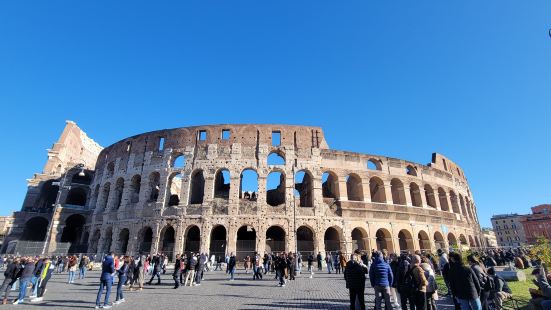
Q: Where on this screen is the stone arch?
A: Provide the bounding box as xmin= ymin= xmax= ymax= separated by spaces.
xmin=406 ymin=165 xmax=417 ymax=176
xmin=351 ymin=227 xmax=368 ymax=251
xmin=266 ymin=226 xmax=286 ymax=253
xmin=189 ymin=169 xmax=205 ymax=204
xmin=60 ymin=214 xmax=86 ymax=252
xmin=160 ymin=225 xmax=176 ymax=258
xmin=391 ymin=178 xmax=406 ymax=205
xmin=297 ymin=225 xmax=315 ymax=258
xmin=434 ymin=231 xmax=446 ymax=250
xmin=113 ymin=177 xmax=125 ymax=209
xmin=468 ymin=235 xmax=475 ymax=247
xmin=148 ymin=172 xmax=160 ymax=202
xmin=21 ymin=217 xmax=49 ymax=241
xmin=450 ymin=190 xmax=460 ymax=214
xmin=267 ymin=151 xmax=285 ymax=165
xmin=209 ymin=225 xmax=227 ymax=260
xmin=89 ymin=229 xmax=101 ymax=254
xmin=70 ymin=171 xmax=92 ymax=185
xmin=37 ymin=179 xmax=59 ymax=210
xmin=102 ymin=227 xmax=113 ymax=254
xmin=448 ymin=232 xmax=457 ymax=247
xmin=118 ymin=228 xmax=130 ymax=255
xmin=171 ymin=153 xmax=186 ymax=168
xmin=367 ymin=158 xmax=382 ymax=171
xmin=295 ymin=170 xmax=313 ymax=208
xmin=99 ymin=182 xmax=111 ymax=210
xmin=375 ymin=228 xmax=392 ymax=251
xmin=214 ymin=168 xmax=230 ymax=199
xmin=129 ymin=174 xmax=141 ymax=203
xmin=236 ymin=225 xmax=256 ymax=260
xmin=438 ymin=188 xmax=450 ymax=212
xmin=184 ymin=225 xmax=201 ymax=253
xmin=370 ymin=176 xmax=386 ymax=203
xmin=398 ymin=229 xmax=414 ymax=252
xmin=106 ymin=162 xmax=115 ymax=177
xmin=459 ymin=194 xmax=467 ymax=216
xmin=417 ymin=230 xmax=431 ymax=251
xmin=138 ymin=226 xmax=153 ymax=254
xmin=346 ymin=174 xmax=364 ymax=201
xmin=409 ymin=182 xmax=422 ymax=207
xmin=424 ymin=184 xmax=437 ymax=208
xmin=266 ymin=170 xmax=285 ymax=206
xmin=239 ymin=168 xmax=258 ymax=200
xmin=322 ymin=171 xmax=339 ymax=199
xmin=166 ymin=172 xmax=183 ymax=207
xmin=65 ymin=187 xmax=87 ymax=206
xmin=459 ymin=234 xmax=468 ymax=246
xmin=324 ymin=226 xmax=344 ymax=253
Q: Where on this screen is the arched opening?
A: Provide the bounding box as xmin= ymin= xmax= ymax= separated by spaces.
xmin=295 ymin=170 xmax=313 ymax=208
xmin=438 ymin=188 xmax=450 ymax=212
xmin=89 ymin=229 xmax=100 ymax=254
xmin=214 ymin=169 xmax=230 ymax=199
xmin=375 ymin=228 xmax=392 ymax=251
xmin=166 ymin=173 xmax=182 ymax=207
xmin=459 ymin=234 xmax=468 ymax=246
xmin=267 ymin=152 xmax=285 ymax=165
xmin=369 ymin=177 xmax=386 ymax=203
xmin=106 ymin=162 xmax=115 ymax=177
xmin=266 ymin=171 xmax=285 ymax=206
xmin=100 ymin=182 xmax=111 ymax=210
xmin=324 ymin=227 xmax=342 ymax=253
xmin=409 ymin=182 xmax=422 ymax=207
xmin=189 ymin=170 xmax=205 ymax=204
xmin=71 ymin=172 xmax=92 ymax=185
xmin=367 ymin=158 xmax=382 ymax=171
xmin=351 ymin=228 xmax=367 ymax=251
xmin=172 ymin=154 xmax=186 ymax=168
xmin=424 ymin=184 xmax=436 ymax=208
xmin=459 ymin=195 xmax=467 ymax=217
xmin=322 ymin=171 xmax=339 ymax=199
xmin=450 ymin=191 xmax=460 ymax=213
xmin=118 ymin=228 xmax=130 ymax=255
xmin=346 ymin=174 xmax=363 ymax=201
xmin=21 ymin=217 xmax=48 ymax=241
xmin=297 ymin=226 xmax=315 ymax=259
xmin=148 ymin=172 xmax=160 ymax=202
xmin=129 ymin=175 xmax=141 ymax=204
xmin=113 ymin=178 xmax=124 ymax=209
xmin=398 ymin=229 xmax=414 ymax=253
xmin=418 ymin=230 xmax=431 ymax=252
xmin=391 ymin=178 xmax=406 ymax=205
xmin=236 ymin=225 xmax=256 ymax=260
xmin=209 ymin=226 xmax=227 ymax=260
xmin=475 ymin=236 xmax=481 ymax=248
xmin=266 ymin=226 xmax=286 ymax=253
xmin=160 ymin=226 xmax=176 ymax=259
xmin=65 ymin=187 xmax=87 ymax=206
xmin=60 ymin=214 xmax=86 ymax=253
xmin=102 ymin=227 xmax=113 ymax=254
xmin=434 ymin=232 xmax=446 ymax=250
xmin=184 ymin=225 xmax=200 ymax=253
xmin=239 ymin=169 xmax=258 ymax=200
xmin=406 ymin=165 xmax=417 ymax=176
xmin=448 ymin=233 xmax=457 ymax=247
xmin=139 ymin=227 xmax=153 ymax=254
xmin=468 ymin=235 xmax=475 ymax=247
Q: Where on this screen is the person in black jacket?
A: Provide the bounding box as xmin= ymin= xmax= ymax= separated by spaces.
xmin=1 ymin=258 xmax=20 ymax=304
xmin=172 ymin=254 xmax=182 ymax=289
xmin=228 ymin=253 xmax=236 ymax=281
xmin=448 ymin=252 xmax=482 ymax=310
xmin=344 ymin=254 xmax=368 ymax=310
xmin=147 ymin=254 xmax=161 ymax=285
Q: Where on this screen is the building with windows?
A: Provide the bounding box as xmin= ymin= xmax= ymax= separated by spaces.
xmin=520 ymin=205 xmax=551 ymax=244
xmin=4 ymin=123 xmax=483 ymax=258
xmin=481 ymin=228 xmax=498 ymax=247
xmin=491 ymin=214 xmax=527 ymax=247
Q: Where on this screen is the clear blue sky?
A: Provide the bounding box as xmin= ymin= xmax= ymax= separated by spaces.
xmin=1 ymin=1 xmax=550 ymax=227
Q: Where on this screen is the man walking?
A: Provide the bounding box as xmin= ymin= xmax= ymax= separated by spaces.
xmin=228 ymin=253 xmax=236 ymax=281
xmin=147 ymin=254 xmax=161 ymax=285
xmin=369 ymin=251 xmax=393 ymax=310
xmin=344 ymin=254 xmax=368 ymax=310
xmin=95 ymin=252 xmax=115 ymax=309
xmin=316 ymin=252 xmax=323 ymax=271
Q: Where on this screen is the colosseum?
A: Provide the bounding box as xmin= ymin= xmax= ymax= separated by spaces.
xmin=3 ymin=122 xmax=483 ymax=260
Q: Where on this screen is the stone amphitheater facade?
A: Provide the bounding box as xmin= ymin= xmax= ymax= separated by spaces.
xmin=85 ymin=124 xmax=482 ymax=260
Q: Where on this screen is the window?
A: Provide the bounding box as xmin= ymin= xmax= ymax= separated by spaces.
xmin=272 ymin=131 xmax=281 ymax=146
xmin=158 ymin=137 xmax=165 ymax=151
xmin=222 ymin=129 xmax=230 ymax=140
xmin=199 ymin=130 xmax=207 ymax=141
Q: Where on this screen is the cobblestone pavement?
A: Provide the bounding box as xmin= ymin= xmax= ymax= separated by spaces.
xmin=7 ymin=269 xmax=455 ymax=309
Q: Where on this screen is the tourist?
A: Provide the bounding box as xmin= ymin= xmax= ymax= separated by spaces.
xmin=487 ymin=267 xmax=512 ymax=309
xmin=195 ymin=253 xmax=206 ymax=285
xmin=287 ymin=252 xmax=296 ymax=281
xmin=468 ymin=254 xmax=492 ymax=310
xmin=1 ymin=258 xmax=20 ymax=304
xmin=388 ymin=253 xmax=400 ymax=308
xmin=275 ymin=252 xmax=287 ymax=287
xmin=253 ymin=252 xmax=263 ymax=280
xmin=30 ymin=256 xmax=45 ymax=298
xmin=95 ymin=252 xmax=115 ymax=309
xmin=13 ymin=257 xmax=35 ymax=305
xmin=307 ymin=253 xmax=314 ymax=277
xmin=184 ymin=253 xmax=197 ymax=286
xmin=529 ymin=264 xmax=551 ymax=310
xmin=172 ymin=254 xmax=182 ymax=289
xmin=326 ymin=252 xmax=333 ymax=274
xmin=316 ymin=252 xmax=323 ymax=271
xmin=30 ymin=257 xmax=54 ymax=303
xmin=448 ymin=252 xmax=481 ymax=310
xmin=147 ymin=254 xmax=161 ymax=285
xmin=114 ymin=256 xmax=129 ymax=305
xmin=339 ymin=252 xmax=348 ymax=273
xmin=344 ymin=253 xmax=368 ymax=310
xmin=369 ymin=251 xmax=393 ymax=310
xmin=79 ymin=255 xmax=89 ymax=279
xmin=67 ymin=255 xmax=78 ymax=283
xmin=420 ymin=259 xmax=438 ymax=310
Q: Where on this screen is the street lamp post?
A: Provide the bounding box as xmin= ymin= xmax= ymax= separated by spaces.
xmin=41 ymin=163 xmax=85 ymax=255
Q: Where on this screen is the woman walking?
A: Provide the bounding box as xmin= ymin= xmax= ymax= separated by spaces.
xmin=114 ymin=257 xmax=129 ymax=305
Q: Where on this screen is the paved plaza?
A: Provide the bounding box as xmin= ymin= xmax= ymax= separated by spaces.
xmin=8 ymin=269 xmax=455 ymax=309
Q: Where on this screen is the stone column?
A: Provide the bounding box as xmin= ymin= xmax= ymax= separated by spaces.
xmin=200 ymin=222 xmax=211 ymax=254
xmin=384 ymin=184 xmax=394 ymax=205
xmin=362 ymin=181 xmax=371 ymax=203
xmin=433 ymin=190 xmax=442 ymax=211
xmin=229 ymin=175 xmax=240 ymax=215
xmin=174 ymin=220 xmax=185 ymax=256
xmin=150 ymin=222 xmax=161 ymax=254
xmin=257 ymin=175 xmax=267 ymax=210
xmin=226 ymin=221 xmax=237 ymax=256
xmin=338 ymin=180 xmax=348 ymax=201
xmin=419 ymin=187 xmax=428 ymax=208
xmin=404 ymin=185 xmax=412 ymax=207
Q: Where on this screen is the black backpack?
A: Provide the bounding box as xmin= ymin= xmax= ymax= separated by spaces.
xmin=400 ymin=267 xmax=418 ymax=296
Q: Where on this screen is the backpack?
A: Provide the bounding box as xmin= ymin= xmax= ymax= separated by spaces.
xmin=483 ymin=273 xmax=495 ymax=291
xmin=400 ymin=268 xmax=418 ymax=296
xmin=425 ymin=270 xmax=438 ymax=293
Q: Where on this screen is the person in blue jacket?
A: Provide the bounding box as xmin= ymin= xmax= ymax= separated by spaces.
xmin=369 ymin=251 xmax=394 ymax=310
xmin=95 ymin=252 xmax=115 ymax=309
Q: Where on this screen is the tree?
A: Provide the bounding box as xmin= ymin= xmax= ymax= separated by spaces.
xmin=530 ymin=237 xmax=551 ymax=267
